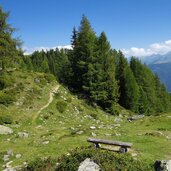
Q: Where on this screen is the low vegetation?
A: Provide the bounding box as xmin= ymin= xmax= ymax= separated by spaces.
xmin=0 ymin=4 xmax=171 ymax=171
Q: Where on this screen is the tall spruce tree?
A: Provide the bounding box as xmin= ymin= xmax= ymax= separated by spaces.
xmin=72 ymin=15 xmax=97 ymax=92
xmin=116 ymin=52 xmax=139 ymax=112
xmin=130 ymin=57 xmax=158 ymax=114
xmin=0 ymin=6 xmax=22 ymax=69
xmin=90 ymin=32 xmax=119 ymax=111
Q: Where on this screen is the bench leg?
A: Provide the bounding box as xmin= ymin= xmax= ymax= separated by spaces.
xmin=94 ymin=143 xmax=100 ymax=148
xmin=119 ymin=147 xmax=127 ymax=153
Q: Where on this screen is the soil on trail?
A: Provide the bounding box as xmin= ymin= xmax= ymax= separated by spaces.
xmin=32 ymin=85 xmax=59 ymax=122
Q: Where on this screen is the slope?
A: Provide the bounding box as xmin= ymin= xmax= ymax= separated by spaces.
xmin=0 ymin=70 xmax=171 ymax=170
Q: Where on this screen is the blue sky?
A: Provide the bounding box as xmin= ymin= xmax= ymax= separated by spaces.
xmin=1 ymin=0 xmax=171 ymax=56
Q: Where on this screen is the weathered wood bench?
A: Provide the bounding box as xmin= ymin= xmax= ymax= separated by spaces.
xmin=87 ymin=138 xmax=132 ymax=153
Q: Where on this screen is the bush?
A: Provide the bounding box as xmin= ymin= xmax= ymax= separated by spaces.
xmin=0 ymin=92 xmax=16 ymax=106
xmin=44 ymin=74 xmax=55 ymax=83
xmin=90 ymin=113 xmax=98 ymax=119
xmin=56 ymin=147 xmax=153 ymax=171
xmin=0 ymin=74 xmax=13 ymax=90
xmin=56 ymin=101 xmax=67 ymax=113
xmin=0 ymin=115 xmax=13 ymax=124
xmin=23 ymin=157 xmax=56 ymax=171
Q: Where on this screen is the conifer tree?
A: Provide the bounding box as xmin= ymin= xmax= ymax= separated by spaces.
xmin=0 ymin=6 xmax=22 ymax=69
xmin=90 ymin=32 xmax=119 ymax=110
xmin=72 ymin=15 xmax=97 ymax=92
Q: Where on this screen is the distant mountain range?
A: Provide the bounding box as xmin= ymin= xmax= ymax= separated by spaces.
xmin=138 ymin=52 xmax=171 ymax=92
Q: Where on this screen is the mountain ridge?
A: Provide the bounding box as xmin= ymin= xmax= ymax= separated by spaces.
xmin=136 ymin=51 xmax=171 ymax=92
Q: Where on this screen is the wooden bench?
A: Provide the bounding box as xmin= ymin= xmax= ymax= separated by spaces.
xmin=87 ymin=138 xmax=132 ymax=153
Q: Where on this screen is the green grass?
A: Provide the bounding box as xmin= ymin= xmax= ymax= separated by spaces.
xmin=0 ymin=70 xmax=171 ymax=170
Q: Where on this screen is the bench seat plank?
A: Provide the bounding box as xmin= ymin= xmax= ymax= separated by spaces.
xmin=87 ymin=138 xmax=132 ymax=148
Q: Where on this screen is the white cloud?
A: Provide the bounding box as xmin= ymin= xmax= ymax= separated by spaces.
xmin=23 ymin=45 xmax=72 ymax=55
xmin=122 ymin=39 xmax=171 ymax=57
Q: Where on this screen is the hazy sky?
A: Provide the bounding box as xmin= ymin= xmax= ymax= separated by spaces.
xmin=1 ymin=0 xmax=171 ymax=56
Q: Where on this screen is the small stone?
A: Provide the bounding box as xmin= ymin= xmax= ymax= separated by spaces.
xmin=131 ymin=153 xmax=138 ymax=157
xmin=42 ymin=140 xmax=49 ymax=145
xmin=113 ymin=124 xmax=121 ymax=127
xmin=91 ymin=132 xmax=96 ymax=137
xmin=35 ymin=125 xmax=43 ymax=129
xmin=34 ymin=77 xmax=40 ymax=83
xmin=7 ymin=149 xmax=13 ymax=156
xmin=23 ymin=162 xmax=27 ymax=167
xmin=18 ymin=132 xmax=29 ymax=138
xmin=90 ymin=126 xmax=96 ymax=130
xmin=3 ymin=168 xmax=16 ymax=171
xmin=76 ymin=131 xmax=84 ymax=135
xmin=114 ymin=118 xmax=122 ymax=122
xmin=115 ymin=133 xmax=121 ymax=136
xmin=16 ymin=154 xmax=21 ymax=159
xmin=3 ymin=155 xmax=10 ymax=162
xmin=5 ymin=161 xmax=13 ymax=168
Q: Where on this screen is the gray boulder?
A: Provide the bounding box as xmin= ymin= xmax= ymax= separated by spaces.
xmin=0 ymin=125 xmax=13 ymax=135
xmin=154 ymin=160 xmax=171 ymax=171
xmin=127 ymin=115 xmax=144 ymax=121
xmin=18 ymin=132 xmax=29 ymax=138
xmin=78 ymin=158 xmax=101 ymax=171
xmin=3 ymin=155 xmax=10 ymax=162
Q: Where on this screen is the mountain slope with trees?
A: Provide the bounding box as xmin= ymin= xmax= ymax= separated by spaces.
xmin=23 ymin=16 xmax=171 ymax=115
xmin=0 ymin=5 xmax=171 ymax=170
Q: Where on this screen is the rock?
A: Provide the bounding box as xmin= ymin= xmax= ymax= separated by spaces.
xmin=5 ymin=161 xmax=13 ymax=168
xmin=90 ymin=126 xmax=96 ymax=130
xmin=7 ymin=149 xmax=13 ymax=156
xmin=16 ymin=154 xmax=21 ymax=159
xmin=34 ymin=77 xmax=40 ymax=83
xmin=3 ymin=167 xmax=17 ymax=171
xmin=105 ymin=133 xmax=112 ymax=136
xmin=18 ymin=132 xmax=29 ymax=138
xmin=114 ymin=118 xmax=122 ymax=122
xmin=145 ymin=131 xmax=164 ymax=137
xmin=3 ymin=155 xmax=10 ymax=162
xmin=127 ymin=115 xmax=144 ymax=121
xmin=22 ymin=162 xmax=27 ymax=167
xmin=35 ymin=125 xmax=43 ymax=129
xmin=166 ymin=136 xmax=171 ymax=140
xmin=115 ymin=132 xmax=121 ymax=136
xmin=154 ymin=160 xmax=171 ymax=171
xmin=0 ymin=125 xmax=13 ymax=135
xmin=113 ymin=124 xmax=121 ymax=127
xmin=3 ymin=168 xmax=16 ymax=171
xmin=42 ymin=140 xmax=49 ymax=145
xmin=91 ymin=132 xmax=96 ymax=137
xmin=131 ymin=153 xmax=138 ymax=157
xmin=78 ymin=158 xmax=101 ymax=171
xmin=76 ymin=131 xmax=84 ymax=135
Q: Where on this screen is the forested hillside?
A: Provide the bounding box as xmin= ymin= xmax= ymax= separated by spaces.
xmin=22 ymin=16 xmax=171 ymax=115
xmin=1 ymin=5 xmax=171 ymax=170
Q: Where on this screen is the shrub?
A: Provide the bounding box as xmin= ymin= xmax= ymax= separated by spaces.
xmin=0 ymin=92 xmax=16 ymax=106
xmin=44 ymin=73 xmax=55 ymax=83
xmin=56 ymin=101 xmax=67 ymax=113
xmin=0 ymin=74 xmax=13 ymax=90
xmin=23 ymin=157 xmax=56 ymax=171
xmin=0 ymin=115 xmax=13 ymax=124
xmin=66 ymin=97 xmax=72 ymax=103
xmin=56 ymin=147 xmax=153 ymax=171
xmin=90 ymin=113 xmax=98 ymax=119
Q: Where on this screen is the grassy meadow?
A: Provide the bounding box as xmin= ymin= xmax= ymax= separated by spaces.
xmin=0 ymin=70 xmax=171 ymax=170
